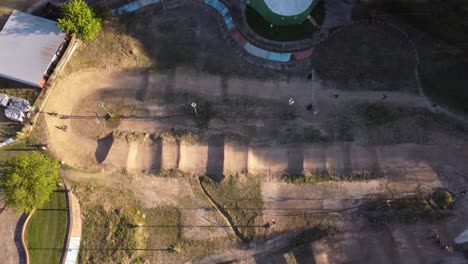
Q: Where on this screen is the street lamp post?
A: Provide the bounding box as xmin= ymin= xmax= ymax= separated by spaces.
xmin=99 ymin=101 xmax=112 ymax=118
xmin=191 ymin=102 xmax=198 ymax=118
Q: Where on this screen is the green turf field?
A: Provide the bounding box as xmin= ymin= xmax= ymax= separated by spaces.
xmin=247 ymin=0 xmax=318 ymax=25
xmin=25 ymin=189 xmax=67 ymax=264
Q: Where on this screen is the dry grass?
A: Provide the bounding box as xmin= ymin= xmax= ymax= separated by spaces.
xmin=71 ymin=176 xmax=231 ymax=263
xmin=64 ymin=20 xmax=152 ymax=74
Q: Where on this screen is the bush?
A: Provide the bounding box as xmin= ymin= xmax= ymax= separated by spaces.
xmin=58 ymin=0 xmax=102 ymax=41
xmin=432 ymin=190 xmax=453 ymax=209
xmin=0 ymin=152 xmax=60 ymax=213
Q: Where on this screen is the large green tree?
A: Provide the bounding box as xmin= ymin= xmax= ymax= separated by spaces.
xmin=0 ymin=152 xmax=60 ymax=213
xmin=57 ymin=0 xmax=102 ymax=41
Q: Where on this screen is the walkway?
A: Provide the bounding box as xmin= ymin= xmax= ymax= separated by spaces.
xmin=61 ymin=181 xmax=82 ymax=264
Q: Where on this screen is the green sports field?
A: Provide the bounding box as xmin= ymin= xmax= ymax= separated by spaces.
xmin=247 ymin=0 xmax=318 ymax=25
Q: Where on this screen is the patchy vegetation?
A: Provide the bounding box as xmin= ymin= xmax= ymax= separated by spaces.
xmin=200 ymin=175 xmax=263 ymax=242
xmin=152 ymin=169 xmax=190 ymax=178
xmin=79 ymin=205 xmax=143 ymax=263
xmin=64 ymin=21 xmax=152 ymax=73
xmin=73 ymin=179 xmax=230 ymax=263
xmin=283 ymin=169 xmax=381 ymax=184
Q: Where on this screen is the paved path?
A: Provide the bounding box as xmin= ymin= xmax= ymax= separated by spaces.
xmin=0 ymin=199 xmax=26 ymax=264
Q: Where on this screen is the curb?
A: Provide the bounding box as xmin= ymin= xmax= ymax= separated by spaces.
xmin=20 ymin=210 xmax=35 ymax=264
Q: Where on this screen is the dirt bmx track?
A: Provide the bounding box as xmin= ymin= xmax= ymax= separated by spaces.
xmin=42 ymin=70 xmax=467 ymax=183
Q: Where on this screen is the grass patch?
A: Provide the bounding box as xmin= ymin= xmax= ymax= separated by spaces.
xmin=78 ymin=205 xmax=144 ymax=263
xmin=152 ymin=168 xmax=190 ymax=178
xmin=200 ymin=175 xmax=263 ymax=242
xmin=144 ymin=206 xmax=182 ymax=249
xmin=0 ymin=88 xmax=40 ymax=105
xmin=245 ymin=2 xmax=325 ymax=41
xmin=283 ymin=169 xmax=381 ymax=184
xmin=25 ymin=189 xmax=67 ymax=264
xmin=0 ymin=136 xmax=43 ymax=162
xmin=74 ymin=180 xmax=230 ymax=262
xmin=143 ymin=206 xmax=229 ymax=259
xmin=181 ymin=100 xmax=212 ymax=128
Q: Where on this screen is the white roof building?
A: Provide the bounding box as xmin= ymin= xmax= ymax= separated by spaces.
xmin=0 ymin=10 xmax=66 ymax=88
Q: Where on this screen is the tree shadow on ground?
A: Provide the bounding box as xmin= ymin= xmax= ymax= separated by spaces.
xmin=205 ymin=134 xmax=224 ymax=182
xmin=116 ymin=3 xmax=295 ymax=79
xmin=95 ymin=134 xmax=114 ymax=163
xmin=14 ymin=213 xmax=27 ymax=264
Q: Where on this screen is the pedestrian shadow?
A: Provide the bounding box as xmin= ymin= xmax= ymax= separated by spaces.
xmin=95 ymin=134 xmax=114 ymax=164
xmin=205 ymin=134 xmax=225 ymax=182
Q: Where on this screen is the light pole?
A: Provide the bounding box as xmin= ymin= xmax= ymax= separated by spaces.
xmin=288 ymin=98 xmax=295 ymax=106
xmin=191 ymin=102 xmax=198 ymax=118
xmin=99 ymin=101 xmax=112 ymax=118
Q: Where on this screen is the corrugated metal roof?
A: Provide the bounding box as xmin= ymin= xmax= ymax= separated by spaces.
xmin=0 ymin=10 xmax=65 ymax=87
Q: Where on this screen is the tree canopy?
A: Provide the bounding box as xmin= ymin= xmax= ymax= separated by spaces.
xmin=57 ymin=0 xmax=102 ymax=41
xmin=0 ymin=152 xmax=60 ymax=213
